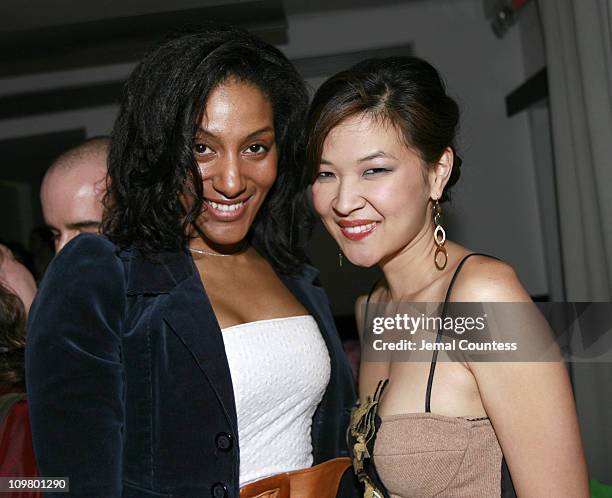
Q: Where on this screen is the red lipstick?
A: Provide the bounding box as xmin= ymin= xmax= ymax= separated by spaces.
xmin=337 ymin=219 xmax=378 ymax=241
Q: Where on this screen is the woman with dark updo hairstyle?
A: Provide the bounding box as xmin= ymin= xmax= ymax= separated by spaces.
xmin=26 ymin=24 xmax=358 ymax=498
xmin=307 ymin=57 xmax=588 ymax=497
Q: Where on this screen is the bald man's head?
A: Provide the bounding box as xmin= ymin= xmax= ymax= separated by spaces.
xmin=41 ymin=137 xmax=109 ymax=253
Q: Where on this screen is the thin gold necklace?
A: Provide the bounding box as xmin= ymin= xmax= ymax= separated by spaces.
xmin=188 ymin=247 xmax=232 ymax=257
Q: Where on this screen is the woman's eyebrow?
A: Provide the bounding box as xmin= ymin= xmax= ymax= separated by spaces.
xmin=244 ymin=126 xmax=274 ymax=141
xmin=358 ymin=150 xmax=397 ymax=162
xmin=196 ymin=126 xmax=274 ymax=141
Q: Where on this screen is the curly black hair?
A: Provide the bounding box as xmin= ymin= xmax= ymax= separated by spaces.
xmin=102 ymin=24 xmax=311 ymax=274
xmin=306 ymin=56 xmax=461 ymax=203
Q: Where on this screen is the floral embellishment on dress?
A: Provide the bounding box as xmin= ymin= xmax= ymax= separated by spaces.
xmin=347 ymin=379 xmax=389 ymax=498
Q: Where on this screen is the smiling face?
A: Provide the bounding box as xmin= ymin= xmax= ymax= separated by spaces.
xmin=189 ymin=79 xmax=277 ymax=251
xmin=312 ymin=113 xmax=434 ymax=268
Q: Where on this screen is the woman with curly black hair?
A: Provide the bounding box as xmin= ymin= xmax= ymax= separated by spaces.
xmin=26 ymin=25 xmax=357 ymax=498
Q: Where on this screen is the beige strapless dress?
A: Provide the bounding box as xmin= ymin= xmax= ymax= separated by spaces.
xmin=349 ymin=253 xmax=517 ymax=498
xmin=373 ymin=412 xmax=504 ymax=498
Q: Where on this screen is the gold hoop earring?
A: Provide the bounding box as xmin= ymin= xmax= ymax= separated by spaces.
xmin=433 ymin=199 xmax=447 ymax=270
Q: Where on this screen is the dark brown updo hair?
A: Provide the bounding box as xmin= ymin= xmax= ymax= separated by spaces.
xmin=306 ymin=56 xmax=461 ymax=202
xmin=0 ymin=281 xmax=26 ymax=389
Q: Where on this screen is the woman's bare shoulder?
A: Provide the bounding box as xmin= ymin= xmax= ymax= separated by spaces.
xmin=449 ymin=254 xmax=531 ymax=302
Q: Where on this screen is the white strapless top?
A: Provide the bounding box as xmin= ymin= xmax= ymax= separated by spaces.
xmin=221 ymin=315 xmax=331 ymax=486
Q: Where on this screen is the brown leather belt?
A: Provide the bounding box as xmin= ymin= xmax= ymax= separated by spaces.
xmin=239 ymin=457 xmax=352 ymax=498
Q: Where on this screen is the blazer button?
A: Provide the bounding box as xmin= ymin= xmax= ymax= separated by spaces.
xmin=211 ymin=482 xmax=228 ymax=498
xmin=215 ymin=432 xmax=233 ymax=452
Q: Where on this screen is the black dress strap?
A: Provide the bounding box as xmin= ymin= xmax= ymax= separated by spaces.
xmin=425 ymin=253 xmax=500 ymax=412
xmin=363 ymin=278 xmax=382 ymax=334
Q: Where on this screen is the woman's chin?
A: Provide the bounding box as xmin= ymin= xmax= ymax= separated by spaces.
xmin=344 ymin=250 xmax=381 ymax=268
xmin=197 ymin=225 xmax=251 ymax=249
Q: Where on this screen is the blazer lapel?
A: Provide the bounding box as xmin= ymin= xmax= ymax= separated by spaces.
xmin=158 ymin=260 xmax=238 ymax=434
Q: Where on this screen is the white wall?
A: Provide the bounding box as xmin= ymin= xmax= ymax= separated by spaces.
xmin=0 ymin=106 xmax=119 ymax=141
xmin=0 ymin=63 xmax=131 ymax=139
xmin=517 ymin=1 xmax=564 ymax=301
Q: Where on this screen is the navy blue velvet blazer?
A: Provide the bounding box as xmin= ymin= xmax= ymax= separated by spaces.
xmin=26 ymin=234 xmax=358 ymax=498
